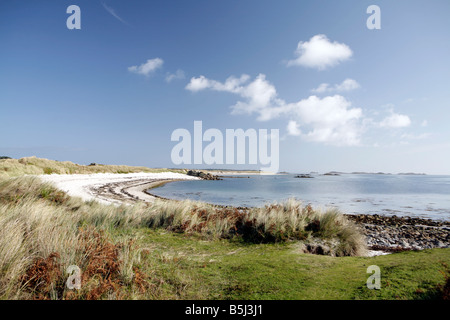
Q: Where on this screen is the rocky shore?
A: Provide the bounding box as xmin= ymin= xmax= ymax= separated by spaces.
xmin=347 ymin=214 xmax=450 ymax=252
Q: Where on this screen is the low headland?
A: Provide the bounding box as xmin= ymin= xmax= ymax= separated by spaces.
xmin=0 ymin=156 xmax=449 ymax=300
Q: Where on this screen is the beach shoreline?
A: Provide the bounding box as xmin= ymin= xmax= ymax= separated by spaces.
xmin=38 ymin=172 xmax=450 ymax=254
xmin=38 ymin=172 xmax=200 ymax=205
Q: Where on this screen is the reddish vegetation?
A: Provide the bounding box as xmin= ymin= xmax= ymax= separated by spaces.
xmin=20 ymin=253 xmax=63 ymax=300
xmin=78 ymin=228 xmax=123 ymax=300
xmin=21 ymin=228 xmax=151 ymax=300
xmin=133 ymin=266 xmax=154 ymax=294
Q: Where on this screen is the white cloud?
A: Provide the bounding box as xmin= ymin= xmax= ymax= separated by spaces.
xmin=165 ymin=69 xmax=185 ymax=83
xmin=186 ymin=74 xmax=250 ymax=92
xmin=312 ymin=78 xmax=360 ymax=93
xmin=185 ymin=75 xmax=211 ymax=91
xmin=285 ymin=95 xmax=363 ymax=145
xmin=421 ymin=120 xmax=428 ymax=127
xmin=128 ymin=58 xmax=163 ymax=76
xmin=187 ymin=74 xmax=283 ymax=121
xmin=287 ymin=120 xmax=301 ymax=136
xmin=186 ymin=73 xmax=363 ymax=146
xmin=380 ymin=112 xmax=411 ymax=128
xmin=229 ymin=74 xmax=284 ymax=120
xmin=311 ymin=83 xmax=330 ymax=93
xmin=287 ymin=34 xmax=353 ymax=70
xmin=335 ymin=78 xmax=360 ymax=92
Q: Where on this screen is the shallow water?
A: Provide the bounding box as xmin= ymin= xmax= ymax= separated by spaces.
xmin=149 ymin=174 xmax=450 ymax=221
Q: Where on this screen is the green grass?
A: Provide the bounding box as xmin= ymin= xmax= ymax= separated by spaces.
xmin=110 ymin=228 xmax=450 ymax=300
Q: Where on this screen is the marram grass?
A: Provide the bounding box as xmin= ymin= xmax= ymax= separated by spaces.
xmin=0 ymin=156 xmax=185 ymax=178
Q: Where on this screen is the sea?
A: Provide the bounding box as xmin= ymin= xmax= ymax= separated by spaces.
xmin=149 ymin=173 xmax=450 ymax=221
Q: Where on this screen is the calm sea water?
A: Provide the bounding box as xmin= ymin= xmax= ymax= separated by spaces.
xmin=149 ymin=174 xmax=450 ymax=221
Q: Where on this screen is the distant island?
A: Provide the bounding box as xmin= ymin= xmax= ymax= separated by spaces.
xmin=291 ymin=171 xmax=429 ymax=178
xmin=328 ymin=171 xmax=428 ymax=176
xmin=397 ymin=172 xmax=427 ymax=175
xmin=323 ymin=172 xmax=341 ymax=176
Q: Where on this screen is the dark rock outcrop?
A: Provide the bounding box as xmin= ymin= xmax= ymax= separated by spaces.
xmin=187 ymin=170 xmax=222 ymax=180
xmin=294 ymin=174 xmax=314 ymax=178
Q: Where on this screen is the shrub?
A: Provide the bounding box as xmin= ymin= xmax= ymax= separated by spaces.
xmin=43 ymin=167 xmax=55 ymax=175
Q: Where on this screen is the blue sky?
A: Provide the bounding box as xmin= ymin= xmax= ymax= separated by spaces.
xmin=1 ymin=0 xmax=450 ymax=174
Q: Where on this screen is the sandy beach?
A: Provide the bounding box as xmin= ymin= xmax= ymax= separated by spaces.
xmin=39 ymin=172 xmax=200 ymax=205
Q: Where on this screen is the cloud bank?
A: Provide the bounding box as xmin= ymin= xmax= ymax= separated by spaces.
xmin=187 ymin=73 xmax=363 ymax=146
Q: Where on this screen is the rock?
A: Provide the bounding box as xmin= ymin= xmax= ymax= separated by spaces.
xmin=434 ymin=240 xmax=445 ymax=247
xmin=186 ymin=170 xmax=222 ymax=180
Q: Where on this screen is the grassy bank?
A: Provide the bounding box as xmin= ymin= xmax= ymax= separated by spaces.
xmin=0 ymin=156 xmax=185 ymax=178
xmin=111 ymin=229 xmax=450 ymax=300
xmin=0 ymin=158 xmax=449 ymax=300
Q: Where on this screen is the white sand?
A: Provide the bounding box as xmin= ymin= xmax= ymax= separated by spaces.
xmin=39 ymin=172 xmax=199 ymax=205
